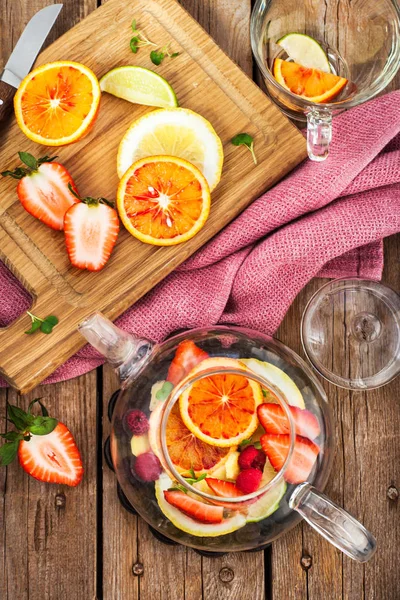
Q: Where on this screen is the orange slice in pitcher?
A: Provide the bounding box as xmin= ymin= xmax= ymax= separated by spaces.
xmin=180 ymin=358 xmax=263 ymax=447
xmin=14 ymin=61 xmax=101 ymax=146
xmin=117 ymin=155 xmax=211 ymax=246
xmin=273 ymin=58 xmax=347 ymax=103
xmin=165 ymin=404 xmax=235 ymax=476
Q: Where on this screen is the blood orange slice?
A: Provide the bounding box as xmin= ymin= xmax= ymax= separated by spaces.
xmin=179 ymin=358 xmax=263 ymax=447
xmin=117 ymin=155 xmax=211 ymax=246
xmin=14 ymin=61 xmax=101 ymax=146
xmin=273 ymin=58 xmax=348 ymax=103
xmin=166 ymin=404 xmax=235 ymax=476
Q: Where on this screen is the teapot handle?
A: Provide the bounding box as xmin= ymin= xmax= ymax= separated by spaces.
xmin=289 ymin=483 xmax=376 ymax=562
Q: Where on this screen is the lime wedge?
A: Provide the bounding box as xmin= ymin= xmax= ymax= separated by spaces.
xmin=277 ymin=33 xmax=331 ymax=73
xmin=246 ymin=478 xmax=287 ymax=523
xmin=100 ymin=66 xmax=178 ymax=108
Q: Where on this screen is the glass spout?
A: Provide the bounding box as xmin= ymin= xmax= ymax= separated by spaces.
xmin=78 ymin=312 xmax=153 ymax=382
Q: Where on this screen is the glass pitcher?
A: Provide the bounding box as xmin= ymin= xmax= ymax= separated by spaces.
xmin=251 ymin=0 xmax=400 ymax=160
xmin=79 ymin=313 xmax=376 ymax=559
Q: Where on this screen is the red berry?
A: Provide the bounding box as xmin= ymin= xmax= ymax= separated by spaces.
xmin=236 ymin=468 xmax=263 ymax=494
xmin=133 ymin=452 xmax=162 ymax=482
xmin=124 ymin=409 xmax=149 ymax=435
xmin=238 ymin=445 xmax=266 ymax=471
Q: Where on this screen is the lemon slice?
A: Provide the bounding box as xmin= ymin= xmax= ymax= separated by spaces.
xmin=240 ymin=358 xmax=305 ymax=409
xmin=100 ymin=66 xmax=178 ymax=108
xmin=155 ymin=474 xmax=246 ymax=537
xmin=277 ymin=33 xmax=331 ymax=73
xmin=117 ymin=108 xmax=224 ymax=190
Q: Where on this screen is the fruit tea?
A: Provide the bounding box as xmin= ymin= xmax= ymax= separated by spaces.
xmin=115 ymin=337 xmax=327 ymax=541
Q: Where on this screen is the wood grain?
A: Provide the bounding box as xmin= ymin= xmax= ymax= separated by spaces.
xmin=0 ymin=0 xmax=306 ymax=394
xmin=0 ymin=0 xmax=399 ymax=599
xmin=0 ymin=373 xmax=98 ymax=599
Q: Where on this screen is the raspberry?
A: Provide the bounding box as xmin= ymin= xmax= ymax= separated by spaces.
xmin=123 ymin=409 xmax=149 ymax=435
xmin=133 ymin=452 xmax=162 ymax=482
xmin=238 ymin=445 xmax=266 ymax=471
xmin=236 ymin=468 xmax=263 ymax=494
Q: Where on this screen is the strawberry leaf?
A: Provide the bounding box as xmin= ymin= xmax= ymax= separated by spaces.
xmin=0 ymin=440 xmax=19 ymax=466
xmin=0 ymin=431 xmax=23 ymax=441
xmin=28 ymin=417 xmax=58 ymax=436
xmin=28 ymin=398 xmax=49 ymax=417
xmin=7 ymin=404 xmax=29 ymax=431
xmin=18 ymin=151 xmax=38 ymax=171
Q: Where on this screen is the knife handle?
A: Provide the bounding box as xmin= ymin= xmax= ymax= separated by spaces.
xmin=0 ymin=80 xmax=16 ymax=123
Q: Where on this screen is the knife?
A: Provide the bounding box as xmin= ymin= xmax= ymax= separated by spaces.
xmin=0 ymin=4 xmax=63 ymax=123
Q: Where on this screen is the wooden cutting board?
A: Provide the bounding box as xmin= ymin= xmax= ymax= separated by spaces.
xmin=0 ymin=0 xmax=306 ymax=393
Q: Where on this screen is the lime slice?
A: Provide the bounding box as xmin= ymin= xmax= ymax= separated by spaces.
xmin=277 ymin=33 xmax=331 ymax=73
xmin=155 ymin=474 xmax=246 ymax=536
xmin=246 ymin=478 xmax=286 ymax=523
xmin=240 ymin=358 xmax=305 ymax=408
xmin=100 ymin=66 xmax=178 ymax=108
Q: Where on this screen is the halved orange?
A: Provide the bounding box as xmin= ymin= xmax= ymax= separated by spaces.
xmin=14 ymin=61 xmax=101 ymax=146
xmin=273 ymin=58 xmax=348 ymax=103
xmin=117 ymin=155 xmax=211 ymax=246
xmin=166 ymin=404 xmax=236 ymax=476
xmin=179 ymin=357 xmax=263 ymax=448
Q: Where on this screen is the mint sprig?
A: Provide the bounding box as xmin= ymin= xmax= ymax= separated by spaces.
xmin=130 ymin=18 xmax=179 ymax=65
xmin=0 ymin=399 xmax=58 ymax=466
xmin=25 ymin=311 xmax=59 ymax=335
xmin=231 ymin=133 xmax=258 ymax=165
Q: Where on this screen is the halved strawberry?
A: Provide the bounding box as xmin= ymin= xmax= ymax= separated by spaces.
xmin=2 ymin=152 xmax=79 ymax=230
xmin=18 ymin=422 xmax=83 ymax=486
xmin=205 ymin=478 xmax=258 ymax=509
xmin=260 ymin=434 xmax=319 ymax=485
xmin=64 ymin=194 xmax=119 ymax=271
xmin=258 ymin=403 xmax=321 ymax=440
xmin=164 ymin=490 xmax=223 ymax=523
xmin=206 ymin=478 xmax=242 ymax=498
xmin=166 ymin=340 xmax=209 ymax=385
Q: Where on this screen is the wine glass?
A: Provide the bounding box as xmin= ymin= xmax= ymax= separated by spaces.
xmin=301 ymin=278 xmax=400 ymax=390
xmin=250 ymin=0 xmax=400 ymax=161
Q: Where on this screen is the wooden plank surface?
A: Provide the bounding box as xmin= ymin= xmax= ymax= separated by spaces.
xmin=1 ymin=1 xmax=399 ymax=599
xmin=0 ymin=0 xmax=306 ymax=394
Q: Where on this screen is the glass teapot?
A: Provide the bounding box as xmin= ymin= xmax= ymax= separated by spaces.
xmin=79 ymin=313 xmax=376 ymax=560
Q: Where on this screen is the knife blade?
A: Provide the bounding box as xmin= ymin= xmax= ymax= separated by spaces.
xmin=0 ymin=4 xmax=63 ymax=122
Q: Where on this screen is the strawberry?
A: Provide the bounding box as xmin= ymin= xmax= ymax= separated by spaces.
xmin=260 ymin=434 xmax=319 ymax=485
xmin=238 ymin=445 xmax=266 ymax=471
xmin=236 ymin=468 xmax=263 ymax=494
xmin=258 ymin=403 xmax=321 ymax=440
xmin=64 ymin=190 xmax=119 ymax=271
xmin=1 ymin=151 xmax=79 ymax=230
xmin=166 ymin=340 xmax=209 ymax=385
xmin=164 ymin=490 xmax=224 ymax=523
xmin=206 ymin=478 xmax=242 ymax=498
xmin=0 ymin=398 xmax=83 ymax=487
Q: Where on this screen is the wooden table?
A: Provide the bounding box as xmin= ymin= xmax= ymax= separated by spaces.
xmin=0 ymin=1 xmax=399 ymax=598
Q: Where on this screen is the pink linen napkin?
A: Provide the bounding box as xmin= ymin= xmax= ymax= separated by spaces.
xmin=1 ymin=90 xmax=400 ymax=386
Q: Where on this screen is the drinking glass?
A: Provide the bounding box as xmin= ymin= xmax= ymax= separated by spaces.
xmin=251 ymin=0 xmax=400 ymax=161
xmin=301 ymin=278 xmax=400 ymax=389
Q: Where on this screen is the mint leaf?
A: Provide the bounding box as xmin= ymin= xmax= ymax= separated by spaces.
xmin=18 ymin=151 xmax=38 ymax=171
xmin=0 ymin=440 xmax=19 ymax=466
xmin=25 ymin=319 xmax=42 ymax=334
xmin=150 ymin=50 xmax=165 ymax=65
xmin=131 ymin=18 xmax=137 ymax=32
xmin=231 ymin=133 xmax=257 ymax=165
xmin=155 ymin=381 xmax=173 ymax=401
xmin=239 ymin=438 xmax=253 ymax=449
xmin=28 ymin=417 xmax=58 ymax=436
